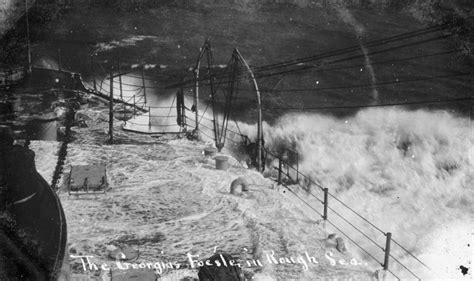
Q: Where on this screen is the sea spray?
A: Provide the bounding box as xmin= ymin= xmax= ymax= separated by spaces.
xmin=232 ymin=108 xmax=472 ymax=279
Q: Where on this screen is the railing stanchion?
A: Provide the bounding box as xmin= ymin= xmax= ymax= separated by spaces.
xmin=383 ymin=232 xmax=392 ymax=271
xmin=142 ymin=64 xmax=147 ymax=105
xmin=108 ymin=70 xmax=114 ymax=143
xmin=58 ymin=49 xmax=62 ymax=72
xmin=194 ymin=66 xmax=200 ymax=132
xmin=323 ymin=188 xmax=328 ymax=220
xmin=118 ymin=58 xmax=123 ymax=100
xmin=25 ymin=0 xmax=32 ymax=73
xmin=133 ymin=95 xmax=136 ymax=116
xmin=278 ymin=158 xmax=282 ymax=185
xmin=148 ymin=106 xmax=151 ymax=130
xmin=91 ymin=55 xmax=96 ymax=91
xmin=296 ymin=152 xmax=299 ymax=183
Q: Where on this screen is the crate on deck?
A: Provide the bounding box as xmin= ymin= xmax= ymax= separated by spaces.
xmin=67 ymin=164 xmax=108 ymax=195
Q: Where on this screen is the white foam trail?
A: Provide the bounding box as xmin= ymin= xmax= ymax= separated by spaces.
xmin=334 ymin=3 xmax=379 ymax=102
xmin=359 ymin=42 xmax=379 ymax=101
xmin=34 ymin=57 xmax=59 ymax=70
xmin=94 ymin=35 xmax=161 ymax=53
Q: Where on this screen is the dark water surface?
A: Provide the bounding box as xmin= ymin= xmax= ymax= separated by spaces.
xmin=0 ymin=89 xmax=75 ymax=141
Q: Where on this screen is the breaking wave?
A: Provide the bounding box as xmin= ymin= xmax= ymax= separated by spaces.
xmin=236 ymin=108 xmax=473 ymax=279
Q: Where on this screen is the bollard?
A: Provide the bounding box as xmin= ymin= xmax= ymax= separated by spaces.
xmin=215 ymin=156 xmax=229 ymax=171
xmin=383 ymin=232 xmax=392 ymax=271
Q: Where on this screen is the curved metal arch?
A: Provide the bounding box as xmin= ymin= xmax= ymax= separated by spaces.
xmin=193 ymin=39 xmax=219 ymax=145
xmin=232 ymin=48 xmax=264 ymax=172
xmin=193 ymin=41 xmax=264 ymax=172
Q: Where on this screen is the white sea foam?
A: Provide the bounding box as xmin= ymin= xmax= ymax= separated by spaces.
xmin=234 ymin=108 xmax=473 ymax=279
